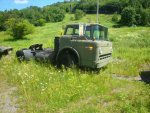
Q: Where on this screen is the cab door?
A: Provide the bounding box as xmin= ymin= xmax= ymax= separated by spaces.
xmin=70 ymin=25 xmax=94 ymax=67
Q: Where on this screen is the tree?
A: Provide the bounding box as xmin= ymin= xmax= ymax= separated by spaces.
xmin=120 ymin=7 xmax=136 ymax=26
xmin=74 ymin=9 xmax=85 ymax=20
xmin=21 ymin=6 xmax=43 ymax=25
xmin=140 ymin=8 xmax=150 ymax=26
xmin=135 ymin=14 xmax=141 ymax=25
xmin=128 ymin=0 xmax=141 ymax=8
xmin=34 ymin=19 xmax=46 ymax=26
xmin=6 ymin=18 xmax=34 ymax=39
xmin=101 ymin=1 xmax=127 ymax=14
xmin=0 ymin=12 xmax=6 ymax=31
xmin=44 ymin=7 xmax=65 ymax=22
xmin=140 ymin=0 xmax=150 ymax=9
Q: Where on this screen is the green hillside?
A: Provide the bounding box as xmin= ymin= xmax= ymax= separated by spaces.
xmin=0 ymin=14 xmax=150 ymax=113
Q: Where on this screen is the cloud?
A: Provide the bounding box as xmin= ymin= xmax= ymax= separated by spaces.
xmin=14 ymin=0 xmax=29 ymax=4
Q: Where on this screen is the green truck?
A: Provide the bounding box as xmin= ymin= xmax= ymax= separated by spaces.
xmin=16 ymin=23 xmax=112 ymax=69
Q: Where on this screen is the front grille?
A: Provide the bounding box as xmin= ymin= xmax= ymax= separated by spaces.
xmin=99 ymin=53 xmax=112 ymax=60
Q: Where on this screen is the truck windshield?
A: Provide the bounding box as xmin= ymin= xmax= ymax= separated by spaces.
xmin=84 ymin=25 xmax=107 ymax=40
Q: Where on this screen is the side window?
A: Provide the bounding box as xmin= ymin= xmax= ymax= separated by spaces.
xmin=84 ymin=26 xmax=91 ymax=39
xmin=93 ymin=31 xmax=100 ymax=40
xmin=99 ymin=28 xmax=105 ymax=40
xmin=65 ymin=25 xmax=79 ymax=35
xmin=65 ymin=27 xmax=73 ymax=35
xmin=93 ymin=26 xmax=106 ymax=40
xmin=74 ymin=28 xmax=79 ymax=35
xmin=85 ymin=31 xmax=90 ymax=39
xmin=99 ymin=30 xmax=105 ymax=40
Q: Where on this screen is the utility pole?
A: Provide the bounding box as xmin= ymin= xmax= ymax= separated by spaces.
xmin=97 ymin=0 xmax=99 ymax=23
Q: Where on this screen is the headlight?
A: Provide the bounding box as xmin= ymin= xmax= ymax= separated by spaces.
xmin=85 ymin=46 xmax=93 ymax=50
xmin=99 ymin=48 xmax=102 ymax=54
xmin=110 ymin=46 xmax=113 ymax=52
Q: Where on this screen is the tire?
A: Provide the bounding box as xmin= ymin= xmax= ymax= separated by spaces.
xmin=57 ymin=52 xmax=76 ymax=68
xmin=16 ymin=50 xmax=25 ymax=61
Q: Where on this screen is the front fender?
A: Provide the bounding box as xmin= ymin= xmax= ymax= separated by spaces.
xmin=56 ymin=47 xmax=80 ymax=65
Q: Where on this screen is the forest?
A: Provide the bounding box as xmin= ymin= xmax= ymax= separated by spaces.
xmin=0 ymin=0 xmax=150 ymax=31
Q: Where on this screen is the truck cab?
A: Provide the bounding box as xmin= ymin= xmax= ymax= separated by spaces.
xmin=16 ymin=23 xmax=112 ymax=69
xmin=56 ymin=23 xmax=112 ymax=68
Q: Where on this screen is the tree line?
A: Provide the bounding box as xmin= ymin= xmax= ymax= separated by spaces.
xmin=0 ymin=5 xmax=66 ymax=38
xmin=75 ymin=0 xmax=150 ymax=26
xmin=0 ymin=0 xmax=149 ymax=31
xmin=0 ymin=0 xmax=149 ymax=39
xmin=0 ymin=6 xmax=66 ymax=31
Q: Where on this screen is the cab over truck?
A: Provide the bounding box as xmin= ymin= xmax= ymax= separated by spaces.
xmin=16 ymin=23 xmax=112 ymax=69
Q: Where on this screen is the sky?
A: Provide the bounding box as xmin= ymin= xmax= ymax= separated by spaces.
xmin=0 ymin=0 xmax=64 ymax=11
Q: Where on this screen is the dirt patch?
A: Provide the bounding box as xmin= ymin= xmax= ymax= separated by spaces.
xmin=111 ymin=74 xmax=141 ymax=81
xmin=0 ymin=80 xmax=18 ymax=113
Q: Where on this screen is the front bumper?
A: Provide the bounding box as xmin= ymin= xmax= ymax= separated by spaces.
xmin=93 ymin=56 xmax=112 ymax=69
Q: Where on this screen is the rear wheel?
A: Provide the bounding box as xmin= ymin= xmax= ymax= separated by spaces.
xmin=16 ymin=50 xmax=25 ymax=61
xmin=57 ymin=52 xmax=76 ymax=68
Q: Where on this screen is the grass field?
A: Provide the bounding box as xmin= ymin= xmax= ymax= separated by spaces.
xmin=0 ymin=14 xmax=150 ymax=113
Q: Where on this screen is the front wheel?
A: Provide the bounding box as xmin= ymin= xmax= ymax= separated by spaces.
xmin=57 ymin=52 xmax=76 ymax=68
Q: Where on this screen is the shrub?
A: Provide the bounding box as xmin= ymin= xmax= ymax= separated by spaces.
xmin=120 ymin=7 xmax=136 ymax=26
xmin=135 ymin=14 xmax=141 ymax=25
xmin=35 ymin=19 xmax=46 ymax=26
xmin=74 ymin=9 xmax=85 ymax=20
xmin=6 ymin=18 xmax=34 ymax=39
xmin=112 ymin=13 xmax=119 ymax=22
xmin=70 ymin=16 xmax=74 ymax=21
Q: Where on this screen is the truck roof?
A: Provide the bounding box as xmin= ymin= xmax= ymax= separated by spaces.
xmin=66 ymin=23 xmax=108 ymax=29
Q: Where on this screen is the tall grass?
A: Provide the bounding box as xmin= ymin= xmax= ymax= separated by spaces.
xmin=109 ymin=27 xmax=150 ymax=76
xmin=0 ymin=57 xmax=149 ymax=112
